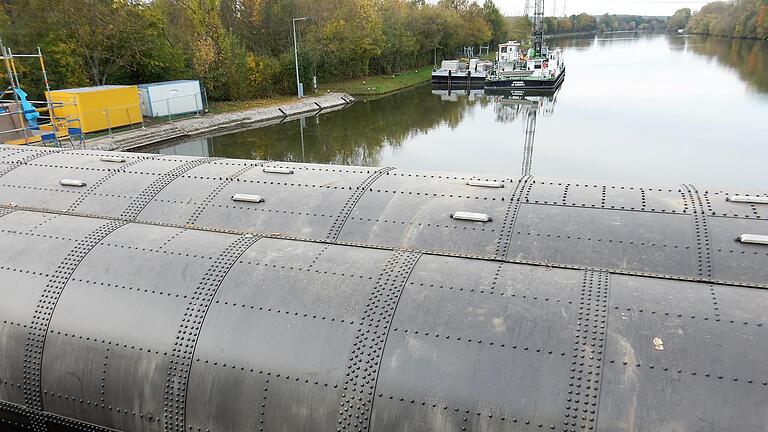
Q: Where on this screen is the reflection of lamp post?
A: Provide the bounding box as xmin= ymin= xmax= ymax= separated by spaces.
xmin=299 ymin=117 xmax=306 ymax=162
xmin=293 ymin=17 xmax=314 ymax=98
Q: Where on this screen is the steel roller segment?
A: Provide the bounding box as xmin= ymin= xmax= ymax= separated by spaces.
xmin=0 ymin=209 xmax=767 ymax=432
xmin=1 ymin=145 xmax=767 ymax=287
xmin=1 ymin=146 xmax=768 ymax=287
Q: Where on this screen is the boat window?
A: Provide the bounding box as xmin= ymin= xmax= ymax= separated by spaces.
xmin=500 ymin=47 xmax=506 ymax=53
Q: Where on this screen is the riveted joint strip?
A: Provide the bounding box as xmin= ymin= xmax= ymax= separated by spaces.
xmin=163 ymin=234 xmax=261 ymax=432
xmin=187 ymin=163 xmax=263 ymax=225
xmin=326 ymin=167 xmax=395 ymax=242
xmin=562 ymin=270 xmax=609 ymax=432
xmin=21 ymin=219 xmax=126 ymax=431
xmin=0 ymin=207 xmax=16 ymax=218
xmin=337 ymin=250 xmax=421 ymax=432
xmin=0 ymin=149 xmax=62 ymax=179
xmin=68 ymin=156 xmax=158 ymax=213
xmin=120 ymin=157 xmax=220 ymax=220
xmin=494 ymin=175 xmax=533 ymax=260
xmin=682 ymin=184 xmax=713 ymax=278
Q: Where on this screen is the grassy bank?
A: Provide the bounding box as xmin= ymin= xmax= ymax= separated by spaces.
xmin=204 ymin=67 xmax=431 ymax=114
xmin=207 ymin=95 xmax=299 ymax=114
xmin=317 ymin=67 xmax=432 ymax=96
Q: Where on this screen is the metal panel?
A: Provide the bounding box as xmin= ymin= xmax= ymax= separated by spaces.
xmin=372 ymin=331 xmax=571 ymax=431
xmin=40 ymin=334 xmax=167 ymax=432
xmin=336 ymin=187 xmax=504 ymax=257
xmin=257 ymin=162 xmax=380 ymax=188
xmin=598 ymin=276 xmax=768 ymax=431
xmin=191 ymin=180 xmax=346 ymax=237
xmin=371 ymin=168 xmax=513 ymax=197
xmin=709 ymin=216 xmax=768 ymax=285
xmin=0 ymin=146 xmax=59 ymax=165
xmin=393 ymin=260 xmax=578 ymax=360
xmin=0 ymin=271 xmax=48 ymax=405
xmin=0 ymin=213 xmax=94 ymax=275
xmin=215 ymin=239 xmax=386 ymax=323
xmin=0 ymin=164 xmax=111 ymax=211
xmin=73 ymin=172 xmax=160 ymax=217
xmin=29 ymin=150 xmax=152 ymax=170
xmin=338 ymin=250 xmax=420 ymax=432
xmin=525 ymin=179 xmax=687 ymax=214
xmin=134 ymin=160 xmax=261 ymax=224
xmin=185 ymin=363 xmax=268 ymax=432
xmin=163 ymin=235 xmax=259 ymax=432
xmin=409 ymin=254 xmax=584 ymax=302
xmin=188 ymin=302 xmax=355 ymax=431
xmin=22 ymin=219 xmax=125 ymax=432
xmin=508 ymin=204 xmax=697 ymax=276
xmin=122 ymin=155 xmax=201 ymax=175
xmin=705 ymin=188 xmax=768 ymax=219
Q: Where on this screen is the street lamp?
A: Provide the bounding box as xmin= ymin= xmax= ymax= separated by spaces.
xmin=293 ymin=16 xmax=314 ymax=98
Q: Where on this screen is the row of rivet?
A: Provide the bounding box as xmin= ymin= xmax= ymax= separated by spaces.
xmin=21 ymin=220 xmax=126 ymax=432
xmin=4 ymin=202 xmax=767 ymax=290
xmin=0 ymin=149 xmax=61 ymax=180
xmin=66 ymin=156 xmax=157 ymax=213
xmin=326 ymin=166 xmax=394 ymax=242
xmin=163 ymin=234 xmax=260 ymax=432
xmin=337 ymin=250 xmax=421 ymax=431
xmin=120 ymin=157 xmax=220 ymax=220
xmin=494 ymin=175 xmax=533 ymax=260
xmin=186 ymin=164 xmax=263 ymax=225
xmin=683 ymin=184 xmax=713 ymax=278
xmin=562 ymin=270 xmax=609 ymax=432
xmin=0 ymin=398 xmax=118 ymax=432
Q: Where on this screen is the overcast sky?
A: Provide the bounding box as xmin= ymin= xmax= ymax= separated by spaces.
xmin=481 ymin=0 xmax=710 ymax=16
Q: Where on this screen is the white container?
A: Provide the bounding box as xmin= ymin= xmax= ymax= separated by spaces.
xmin=138 ymin=80 xmax=203 ymax=118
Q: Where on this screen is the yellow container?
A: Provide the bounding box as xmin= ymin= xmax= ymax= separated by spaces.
xmin=47 ymin=85 xmax=141 ymax=133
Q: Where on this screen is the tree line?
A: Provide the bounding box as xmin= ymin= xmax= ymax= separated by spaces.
xmin=541 ymin=14 xmax=667 ymax=35
xmin=0 ymin=0 xmax=510 ymax=101
xmin=668 ymin=0 xmax=768 ymax=39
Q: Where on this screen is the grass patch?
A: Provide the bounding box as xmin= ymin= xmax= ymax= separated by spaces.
xmin=317 ymin=67 xmax=432 ymax=96
xmin=207 ymin=95 xmax=299 ymax=114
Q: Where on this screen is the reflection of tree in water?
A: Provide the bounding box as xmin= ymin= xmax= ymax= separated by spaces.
xmin=674 ymin=35 xmax=768 ymax=94
xmin=203 ymin=85 xmax=478 ymax=166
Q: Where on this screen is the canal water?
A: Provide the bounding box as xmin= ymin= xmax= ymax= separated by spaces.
xmin=143 ymin=33 xmax=768 ymax=189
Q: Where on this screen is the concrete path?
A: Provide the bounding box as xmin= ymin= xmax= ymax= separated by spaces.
xmin=82 ymin=93 xmax=354 ymax=151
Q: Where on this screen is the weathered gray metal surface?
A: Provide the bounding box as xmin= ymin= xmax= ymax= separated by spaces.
xmin=2 ymin=145 xmax=767 ymax=289
xmin=1 ymin=208 xmax=767 ymax=432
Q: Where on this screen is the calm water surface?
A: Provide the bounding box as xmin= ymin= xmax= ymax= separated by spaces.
xmin=145 ymin=33 xmax=768 ymax=189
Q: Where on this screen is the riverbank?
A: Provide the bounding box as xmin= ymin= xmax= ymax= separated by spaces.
xmin=80 ymin=93 xmax=353 ymax=152
xmin=317 ymin=67 xmax=432 ymax=96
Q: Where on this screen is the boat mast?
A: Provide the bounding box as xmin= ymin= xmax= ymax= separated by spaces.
xmin=533 ymin=0 xmax=544 ymax=57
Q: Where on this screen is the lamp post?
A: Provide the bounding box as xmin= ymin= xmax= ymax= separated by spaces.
xmin=433 ymin=46 xmax=443 ymax=69
xmin=293 ymin=17 xmax=313 ymax=98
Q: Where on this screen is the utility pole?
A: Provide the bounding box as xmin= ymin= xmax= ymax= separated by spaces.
xmin=524 ymin=0 xmax=530 ymax=17
xmin=292 ymin=17 xmax=312 ymax=98
xmin=533 ymin=0 xmax=544 ymax=57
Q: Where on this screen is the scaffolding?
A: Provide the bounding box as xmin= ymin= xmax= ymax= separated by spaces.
xmin=0 ymin=37 xmax=82 ymax=147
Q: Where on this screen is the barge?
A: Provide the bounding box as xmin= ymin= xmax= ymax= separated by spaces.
xmin=485 ymin=40 xmax=566 ymax=90
xmin=431 ymin=58 xmax=493 ymax=87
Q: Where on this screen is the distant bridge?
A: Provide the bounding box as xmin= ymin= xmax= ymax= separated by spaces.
xmin=0 ymin=145 xmax=766 ymax=431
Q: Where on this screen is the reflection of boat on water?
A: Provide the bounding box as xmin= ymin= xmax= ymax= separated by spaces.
xmin=431 ymin=59 xmax=493 ymax=87
xmin=430 ymin=86 xmax=485 ymax=102
xmin=431 ymin=86 xmax=559 ymax=176
xmin=491 ymin=88 xmax=559 ymax=175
